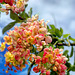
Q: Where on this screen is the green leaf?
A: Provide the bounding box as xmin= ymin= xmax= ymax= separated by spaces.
xmin=50 ymin=25 xmax=55 ymax=31
xmin=1 ymin=1 xmax=5 ymax=4
xmin=2 ymin=21 xmax=17 ymax=34
xmin=19 ymin=11 xmax=25 ymax=19
xmin=60 ymin=27 xmax=63 ymax=35
xmin=63 ymin=50 xmax=69 ymax=56
xmin=25 ymin=13 xmax=29 ymax=19
xmin=47 ymin=25 xmax=49 ymax=29
xmin=65 ymin=62 xmax=71 ymax=69
xmin=23 ymin=59 xmax=25 ymax=65
xmin=63 ymin=34 xmax=70 ymax=38
xmin=70 ymin=46 xmax=74 ymax=57
xmin=19 ymin=11 xmax=29 ymax=20
xmin=67 ymin=54 xmax=70 ymax=61
xmin=25 ymin=4 xmax=28 ymax=8
xmin=71 ymin=65 xmax=75 ymax=71
xmin=67 ymin=72 xmax=70 ymax=75
xmin=74 ymin=50 xmax=75 ymax=65
xmin=56 ymin=45 xmax=64 ymax=49
xmin=69 ymin=36 xmax=75 ymax=41
xmin=55 ymin=28 xmax=62 ymax=37
xmin=38 ymin=51 xmax=44 ymax=57
xmin=50 ymin=70 xmax=58 ymax=75
xmin=10 ymin=10 xmax=20 ymax=21
xmin=28 ymin=8 xmax=32 ymax=17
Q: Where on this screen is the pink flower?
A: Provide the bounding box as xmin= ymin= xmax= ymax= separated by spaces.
xmin=39 ymin=28 xmax=47 ymax=35
xmin=60 ymin=64 xmax=67 ymax=71
xmin=43 ymin=51 xmax=47 ymax=56
xmin=45 ymin=36 xmax=52 ymax=43
xmin=55 ymin=57 xmax=63 ymax=63
xmin=46 ymin=71 xmax=50 ymax=75
xmin=44 ymin=48 xmax=49 ymax=52
xmin=41 ymin=69 xmax=46 ymax=73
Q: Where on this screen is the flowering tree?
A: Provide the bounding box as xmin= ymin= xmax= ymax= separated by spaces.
xmin=0 ymin=0 xmax=75 ymax=75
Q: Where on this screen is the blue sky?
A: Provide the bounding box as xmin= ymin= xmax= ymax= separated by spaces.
xmin=0 ymin=0 xmax=75 ymax=75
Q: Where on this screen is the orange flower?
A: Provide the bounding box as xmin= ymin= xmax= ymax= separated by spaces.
xmin=0 ymin=42 xmax=6 ymax=52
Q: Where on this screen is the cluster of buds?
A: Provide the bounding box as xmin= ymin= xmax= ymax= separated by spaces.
xmin=33 ymin=47 xmax=68 ymax=75
xmin=0 ymin=0 xmax=29 ymax=14
xmin=0 ymin=15 xmax=52 ymax=73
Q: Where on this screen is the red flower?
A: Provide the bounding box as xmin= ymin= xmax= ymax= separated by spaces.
xmin=0 ymin=0 xmax=3 ymax=3
xmin=33 ymin=67 xmax=40 ymax=73
xmin=15 ymin=66 xmax=20 ymax=70
xmin=15 ymin=54 xmax=20 ymax=60
xmin=46 ymin=71 xmax=50 ymax=75
xmin=4 ymin=0 xmax=15 ymax=6
xmin=7 ymin=45 xmax=14 ymax=52
xmin=14 ymin=70 xmax=17 ymax=73
xmin=9 ymin=64 xmax=12 ymax=68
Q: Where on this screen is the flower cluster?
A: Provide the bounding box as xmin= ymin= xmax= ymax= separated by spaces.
xmin=0 ymin=0 xmax=15 ymax=6
xmin=33 ymin=47 xmax=68 ymax=75
xmin=0 ymin=15 xmax=52 ymax=73
xmin=0 ymin=0 xmax=28 ymax=14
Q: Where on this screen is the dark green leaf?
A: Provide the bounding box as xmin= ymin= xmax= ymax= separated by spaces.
xmin=63 ymin=34 xmax=70 ymax=38
xmin=70 ymin=46 xmax=74 ymax=57
xmin=28 ymin=8 xmax=32 ymax=17
xmin=19 ymin=11 xmax=25 ymax=19
xmin=67 ymin=72 xmax=70 ymax=75
xmin=63 ymin=50 xmax=69 ymax=56
xmin=50 ymin=70 xmax=58 ymax=75
xmin=71 ymin=65 xmax=75 ymax=71
xmin=69 ymin=36 xmax=75 ymax=41
xmin=10 ymin=10 xmax=20 ymax=21
xmin=23 ymin=59 xmax=25 ymax=65
xmin=2 ymin=21 xmax=17 ymax=34
xmin=25 ymin=4 xmax=28 ymax=8
xmin=74 ymin=50 xmax=75 ymax=65
xmin=55 ymin=28 xmax=62 ymax=37
xmin=65 ymin=62 xmax=71 ymax=70
xmin=19 ymin=11 xmax=29 ymax=20
xmin=67 ymin=54 xmax=70 ymax=61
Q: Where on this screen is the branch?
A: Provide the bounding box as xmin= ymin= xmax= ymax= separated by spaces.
xmin=56 ymin=43 xmax=75 ymax=46
xmin=27 ymin=61 xmax=35 ymax=75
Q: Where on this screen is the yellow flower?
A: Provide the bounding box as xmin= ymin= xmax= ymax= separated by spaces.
xmin=25 ymin=31 xmax=32 ymax=37
xmin=45 ymin=54 xmax=53 ymax=59
xmin=16 ymin=0 xmax=24 ymax=8
xmin=4 ymin=36 xmax=12 ymax=45
xmin=27 ymin=36 xmax=34 ymax=44
xmin=0 ymin=42 xmax=6 ymax=52
xmin=5 ymin=52 xmax=14 ymax=63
